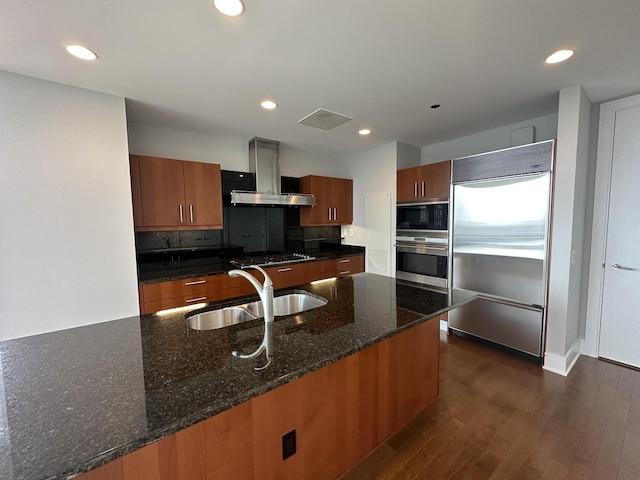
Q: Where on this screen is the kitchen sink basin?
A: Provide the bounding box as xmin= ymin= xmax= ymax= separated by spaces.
xmin=187 ymin=291 xmax=328 ymax=331
xmin=187 ymin=307 xmax=257 ymax=331
xmin=241 ymin=291 xmax=328 ymax=317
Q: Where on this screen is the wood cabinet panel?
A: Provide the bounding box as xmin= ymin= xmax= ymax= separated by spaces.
xmin=396 ymin=165 xmax=423 ymax=202
xmin=299 ymin=175 xmax=353 ymax=226
xmin=79 ymin=317 xmax=439 ymax=480
xmin=423 ymin=160 xmax=451 ymax=200
xmin=142 ymin=288 xmax=238 ymax=314
xmin=141 ymin=274 xmax=239 ymax=314
xmin=333 ymin=177 xmax=353 ymax=224
xmin=319 ymin=255 xmax=365 ymax=279
xmin=142 ymin=275 xmax=238 ymax=303
xmin=397 ymin=161 xmax=451 ymax=202
xmin=138 ymin=156 xmax=186 ymax=227
xmin=183 ymin=161 xmax=223 ymax=228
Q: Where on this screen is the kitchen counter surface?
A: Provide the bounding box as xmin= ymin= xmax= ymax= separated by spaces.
xmin=0 ymin=273 xmax=475 ymax=480
xmin=137 ymin=245 xmax=365 ymax=284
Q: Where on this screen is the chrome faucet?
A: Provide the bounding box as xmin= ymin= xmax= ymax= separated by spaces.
xmin=227 ymin=265 xmax=274 ymax=370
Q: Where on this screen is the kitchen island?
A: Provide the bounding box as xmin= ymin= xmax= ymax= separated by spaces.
xmin=0 ymin=273 xmax=475 ymax=480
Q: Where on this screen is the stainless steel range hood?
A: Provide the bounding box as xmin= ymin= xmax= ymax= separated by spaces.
xmin=229 ymin=137 xmax=316 ymax=206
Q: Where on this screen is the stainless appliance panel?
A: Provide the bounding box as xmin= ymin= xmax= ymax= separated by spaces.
xmin=395 ymin=239 xmax=449 ymax=288
xmin=452 ymin=173 xmax=551 ymax=261
xmin=448 ymin=297 xmax=544 ymax=356
xmin=452 ymin=253 xmax=544 ymax=306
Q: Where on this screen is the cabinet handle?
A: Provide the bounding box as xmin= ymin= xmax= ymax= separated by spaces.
xmin=333 ymin=208 xmax=337 ymax=221
xmin=179 ymin=205 xmax=184 ymax=223
xmin=186 ymin=296 xmax=207 ymax=303
xmin=277 ymin=267 xmax=292 ymax=273
xmin=328 ymin=208 xmax=331 ymax=221
xmin=184 ymin=280 xmax=206 ymax=286
xmin=339 ymin=270 xmax=351 ymax=275
xmin=189 ymin=204 xmax=194 ymax=223
xmin=414 ymin=182 xmax=418 ymax=198
xmin=339 ymin=259 xmax=351 ymax=263
xmin=421 ymin=181 xmax=425 ymax=197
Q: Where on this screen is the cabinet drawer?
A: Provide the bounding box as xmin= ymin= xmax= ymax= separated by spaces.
xmin=142 ymin=274 xmax=237 ymax=303
xmin=143 ymin=287 xmax=238 ymax=315
xmin=320 ymin=255 xmax=364 ymax=273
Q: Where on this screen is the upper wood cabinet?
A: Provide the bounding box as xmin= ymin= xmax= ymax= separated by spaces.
xmin=130 ymin=155 xmax=223 ymax=231
xmin=299 ymin=175 xmax=353 ymax=226
xmin=397 ymin=160 xmax=451 ymax=202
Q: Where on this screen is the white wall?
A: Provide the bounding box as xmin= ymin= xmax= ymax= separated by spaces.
xmin=128 ymin=123 xmax=341 ymax=177
xmin=545 ymin=85 xmax=592 ymax=372
xmin=340 ymin=142 xmax=398 ymax=275
xmin=0 ymin=71 xmax=139 ymax=340
xmin=396 ymin=142 xmax=421 ymax=170
xmin=420 ymin=113 xmax=558 ymax=164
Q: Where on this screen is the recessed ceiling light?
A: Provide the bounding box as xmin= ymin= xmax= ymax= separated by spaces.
xmin=545 ymin=49 xmax=574 ymax=64
xmin=65 ymin=44 xmax=98 ymax=61
xmin=213 ymin=0 xmax=245 ymax=16
xmin=358 ymin=129 xmax=371 ymax=136
xmin=261 ymin=100 xmax=277 ymax=110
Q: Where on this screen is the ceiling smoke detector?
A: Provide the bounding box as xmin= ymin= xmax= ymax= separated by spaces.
xmin=298 ymin=108 xmax=352 ymax=130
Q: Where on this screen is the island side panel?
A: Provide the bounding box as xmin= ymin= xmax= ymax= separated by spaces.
xmin=78 ymin=317 xmax=439 ymax=480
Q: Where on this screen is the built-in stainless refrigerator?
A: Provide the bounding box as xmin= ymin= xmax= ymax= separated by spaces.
xmin=448 ymin=140 xmax=555 ymax=360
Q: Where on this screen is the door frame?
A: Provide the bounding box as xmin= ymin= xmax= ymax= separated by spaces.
xmin=584 ymin=92 xmax=640 ymax=357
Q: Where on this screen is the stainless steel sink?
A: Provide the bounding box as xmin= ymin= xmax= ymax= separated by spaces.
xmin=274 ymin=292 xmax=328 ymax=316
xmin=187 ymin=307 xmax=257 ymax=331
xmin=242 ymin=291 xmax=328 ymax=317
xmin=187 ymin=290 xmax=328 ymax=331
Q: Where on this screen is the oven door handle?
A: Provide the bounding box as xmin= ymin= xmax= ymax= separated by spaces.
xmin=395 ymin=243 xmax=448 ymax=256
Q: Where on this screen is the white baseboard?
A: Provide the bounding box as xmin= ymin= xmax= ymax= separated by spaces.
xmin=440 ymin=319 xmax=448 ymax=332
xmin=543 ymin=339 xmax=581 ymax=376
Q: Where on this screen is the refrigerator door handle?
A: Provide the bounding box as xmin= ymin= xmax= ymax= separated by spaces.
xmin=476 ymin=293 xmax=544 ymax=312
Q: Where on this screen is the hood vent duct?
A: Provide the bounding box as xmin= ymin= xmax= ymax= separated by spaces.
xmin=229 ymin=137 xmax=316 ymax=206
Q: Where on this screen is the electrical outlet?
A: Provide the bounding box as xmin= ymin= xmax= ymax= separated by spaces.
xmin=349 ymin=228 xmax=354 ymax=236
xmin=282 ymin=430 xmax=296 ymax=460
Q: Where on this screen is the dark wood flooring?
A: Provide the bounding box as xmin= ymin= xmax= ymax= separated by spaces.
xmin=341 ymin=331 xmax=640 ymax=480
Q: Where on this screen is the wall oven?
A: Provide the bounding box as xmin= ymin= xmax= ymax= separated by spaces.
xmin=396 ymin=232 xmax=449 ymax=289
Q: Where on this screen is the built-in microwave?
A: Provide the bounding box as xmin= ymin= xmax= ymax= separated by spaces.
xmin=396 ymin=201 xmax=448 ymax=232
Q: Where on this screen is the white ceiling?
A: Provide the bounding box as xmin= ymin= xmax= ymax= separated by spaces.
xmin=2 ymin=0 xmax=640 ymax=158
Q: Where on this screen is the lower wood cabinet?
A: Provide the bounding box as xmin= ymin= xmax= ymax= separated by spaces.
xmin=140 ymin=274 xmax=239 ymax=314
xmin=78 ymin=317 xmax=439 ymax=480
xmin=318 ymin=254 xmax=365 ymax=279
xmin=141 ymin=255 xmax=365 ymax=313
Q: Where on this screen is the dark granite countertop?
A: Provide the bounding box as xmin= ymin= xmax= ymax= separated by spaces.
xmin=0 ymin=273 xmax=475 ymax=480
xmin=137 ymin=245 xmax=366 ymax=284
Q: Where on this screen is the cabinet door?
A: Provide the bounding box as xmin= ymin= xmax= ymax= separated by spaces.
xmin=300 ymin=176 xmax=333 ymax=226
xmin=332 ymin=178 xmax=353 ymax=225
xmin=183 ymin=161 xmax=223 ymax=229
xmin=422 ymin=161 xmax=451 ymax=200
xmin=397 ymin=166 xmax=421 ymax=202
xmin=138 ymin=156 xmax=186 ymax=227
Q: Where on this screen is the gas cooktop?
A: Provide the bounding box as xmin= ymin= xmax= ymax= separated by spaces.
xmin=229 ymin=253 xmax=316 ymax=268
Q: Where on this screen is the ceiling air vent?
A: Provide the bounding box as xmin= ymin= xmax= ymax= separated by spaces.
xmin=297 ymin=108 xmax=352 ymax=130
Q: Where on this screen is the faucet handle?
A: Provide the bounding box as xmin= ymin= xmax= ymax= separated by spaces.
xmin=245 ymin=265 xmax=273 ymax=288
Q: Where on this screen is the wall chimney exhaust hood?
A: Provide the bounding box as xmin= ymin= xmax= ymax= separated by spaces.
xmin=229 ymin=137 xmax=316 ymax=206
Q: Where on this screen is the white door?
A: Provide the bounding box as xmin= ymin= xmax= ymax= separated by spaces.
xmin=598 ymin=104 xmax=640 ymax=368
